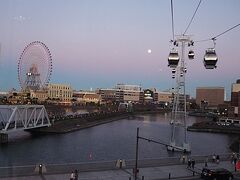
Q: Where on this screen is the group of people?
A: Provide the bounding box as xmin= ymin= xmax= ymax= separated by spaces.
xmin=182 ymin=154 xmax=221 ymax=169
xmin=187 ymin=158 xmax=196 ymax=169
xmin=181 ymin=155 xmax=196 ymax=169
xmin=70 ymin=169 xmax=78 ymax=180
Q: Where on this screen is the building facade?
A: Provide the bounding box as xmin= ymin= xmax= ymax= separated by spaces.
xmin=47 ymin=83 xmax=73 ymax=102
xmin=231 ymin=79 xmax=240 ymax=117
xmin=30 ymin=89 xmax=48 ymax=103
xmin=196 ymin=87 xmax=225 ymax=107
xmin=97 ymin=84 xmax=143 ymax=104
xmin=96 ymin=88 xmax=117 ymax=103
xmin=115 ymin=84 xmax=142 ymax=103
xmin=73 ymin=91 xmax=101 ymax=104
xmin=157 ymin=91 xmax=173 ymax=104
xmin=115 ymin=84 xmax=141 ymax=91
xmin=143 ymin=89 xmax=154 ymax=103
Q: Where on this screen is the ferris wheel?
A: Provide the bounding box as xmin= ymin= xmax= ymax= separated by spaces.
xmin=18 ymin=41 xmax=53 ymax=90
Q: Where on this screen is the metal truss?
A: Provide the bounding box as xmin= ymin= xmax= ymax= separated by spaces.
xmin=0 ymin=105 xmax=51 ymax=133
xmin=169 ymin=35 xmax=191 ymax=152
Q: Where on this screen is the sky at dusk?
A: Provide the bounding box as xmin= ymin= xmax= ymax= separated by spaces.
xmin=0 ymin=0 xmax=239 ymax=98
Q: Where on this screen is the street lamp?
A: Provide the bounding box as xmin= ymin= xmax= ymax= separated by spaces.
xmin=134 ymin=128 xmax=139 ymax=180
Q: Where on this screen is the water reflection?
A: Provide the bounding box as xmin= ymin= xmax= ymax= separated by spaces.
xmin=64 ymin=107 xmax=98 ymax=116
xmin=0 ymin=113 xmax=235 ymax=166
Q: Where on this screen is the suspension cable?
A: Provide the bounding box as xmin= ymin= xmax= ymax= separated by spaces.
xmin=195 ymin=23 xmax=240 ymax=43
xmin=212 ymin=23 xmax=240 ymax=40
xmin=170 ymin=0 xmax=175 ymax=41
xmin=183 ymin=0 xmax=202 ymax=35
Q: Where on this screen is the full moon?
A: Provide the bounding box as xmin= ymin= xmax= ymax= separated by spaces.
xmin=147 ymin=49 xmax=152 ymax=54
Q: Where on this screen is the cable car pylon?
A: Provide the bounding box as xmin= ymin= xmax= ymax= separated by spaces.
xmin=168 ymin=35 xmax=192 ymax=153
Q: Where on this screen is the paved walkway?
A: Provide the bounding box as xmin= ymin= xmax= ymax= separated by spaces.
xmin=2 ymin=160 xmax=240 ymax=180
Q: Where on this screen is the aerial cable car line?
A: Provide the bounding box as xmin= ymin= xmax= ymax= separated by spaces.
xmin=195 ymin=23 xmax=240 ymax=69
xmin=201 ymin=24 xmax=240 ymax=69
xmin=183 ymin=0 xmax=202 ymax=35
xmin=195 ymin=23 xmax=240 ymax=42
xmin=167 ymin=0 xmax=204 ymax=152
xmin=170 ymin=0 xmax=175 ymax=41
xmin=212 ymin=23 xmax=240 ymax=40
xmin=169 ymin=0 xmax=199 ymax=64
xmin=169 ymin=0 xmax=181 ymax=68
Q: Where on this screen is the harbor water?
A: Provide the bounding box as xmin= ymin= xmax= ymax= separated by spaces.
xmin=0 ymin=113 xmax=235 ymax=166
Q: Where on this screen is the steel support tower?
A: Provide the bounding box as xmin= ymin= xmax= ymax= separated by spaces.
xmin=168 ymin=35 xmax=192 ymax=152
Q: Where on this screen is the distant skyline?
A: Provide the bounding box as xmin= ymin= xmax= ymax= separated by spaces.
xmin=0 ymin=0 xmax=239 ymax=98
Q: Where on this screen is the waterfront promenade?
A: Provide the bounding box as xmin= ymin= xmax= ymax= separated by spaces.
xmin=1 ymin=154 xmax=240 ymax=180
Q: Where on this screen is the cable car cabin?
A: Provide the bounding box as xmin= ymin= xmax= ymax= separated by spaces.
xmin=204 ymin=48 xmax=218 ymax=69
xmin=188 ymin=50 xmax=194 ymax=59
xmin=168 ymin=50 xmax=180 ymax=68
xmin=184 ymin=67 xmax=187 ymax=73
xmin=172 ymin=68 xmax=176 ymax=74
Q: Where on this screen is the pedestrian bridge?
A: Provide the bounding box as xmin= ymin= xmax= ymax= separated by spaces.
xmin=0 ymin=105 xmax=51 ymax=134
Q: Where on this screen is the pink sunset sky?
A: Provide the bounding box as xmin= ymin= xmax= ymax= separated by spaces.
xmin=0 ymin=0 xmax=239 ymax=98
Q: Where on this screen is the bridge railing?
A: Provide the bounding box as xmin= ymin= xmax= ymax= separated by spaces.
xmin=0 ymin=153 xmax=233 ymax=178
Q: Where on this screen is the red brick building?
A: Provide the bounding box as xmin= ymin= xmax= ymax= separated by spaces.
xmin=196 ymin=87 xmax=225 ymax=107
xmin=231 ymin=79 xmax=240 ymax=117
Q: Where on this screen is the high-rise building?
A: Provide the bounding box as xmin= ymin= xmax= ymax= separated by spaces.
xmin=196 ymin=87 xmax=225 ymax=107
xmin=231 ymin=79 xmax=240 ymax=117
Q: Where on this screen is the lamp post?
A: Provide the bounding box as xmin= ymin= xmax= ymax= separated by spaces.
xmin=134 ymin=127 xmax=139 ymax=180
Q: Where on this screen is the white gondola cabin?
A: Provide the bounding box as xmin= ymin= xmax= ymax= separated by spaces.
xmin=188 ymin=50 xmax=194 ymax=59
xmin=184 ymin=67 xmax=187 ymax=73
xmin=204 ymin=48 xmax=218 ymax=69
xmin=168 ymin=49 xmax=180 ymax=68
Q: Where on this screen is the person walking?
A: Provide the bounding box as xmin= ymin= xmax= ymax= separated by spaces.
xmin=216 ymin=155 xmax=220 ymax=164
xmin=212 ymin=154 xmax=216 ymax=163
xmin=205 ymin=156 xmax=208 ymax=167
xmin=74 ymin=169 xmax=78 ymax=180
xmin=234 ymin=157 xmax=238 ymax=172
xmin=187 ymin=158 xmax=191 ymax=168
xmin=231 ymin=153 xmax=235 ymax=164
xmin=182 ymin=155 xmax=186 ymax=164
xmin=70 ymin=171 xmax=75 ymax=180
xmin=191 ymin=159 xmax=195 ymax=169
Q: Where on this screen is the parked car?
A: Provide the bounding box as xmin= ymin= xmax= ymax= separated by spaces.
xmin=201 ymin=168 xmax=233 ymax=180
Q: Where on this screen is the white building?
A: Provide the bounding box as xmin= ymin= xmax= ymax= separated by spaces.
xmin=30 ymin=89 xmax=48 ymax=103
xmin=73 ymin=91 xmax=101 ymax=104
xmin=157 ymin=91 xmax=173 ymax=104
xmin=47 ymin=83 xmax=73 ymax=102
xmin=115 ymin=84 xmax=141 ymax=91
xmin=115 ymin=84 xmax=143 ymax=103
